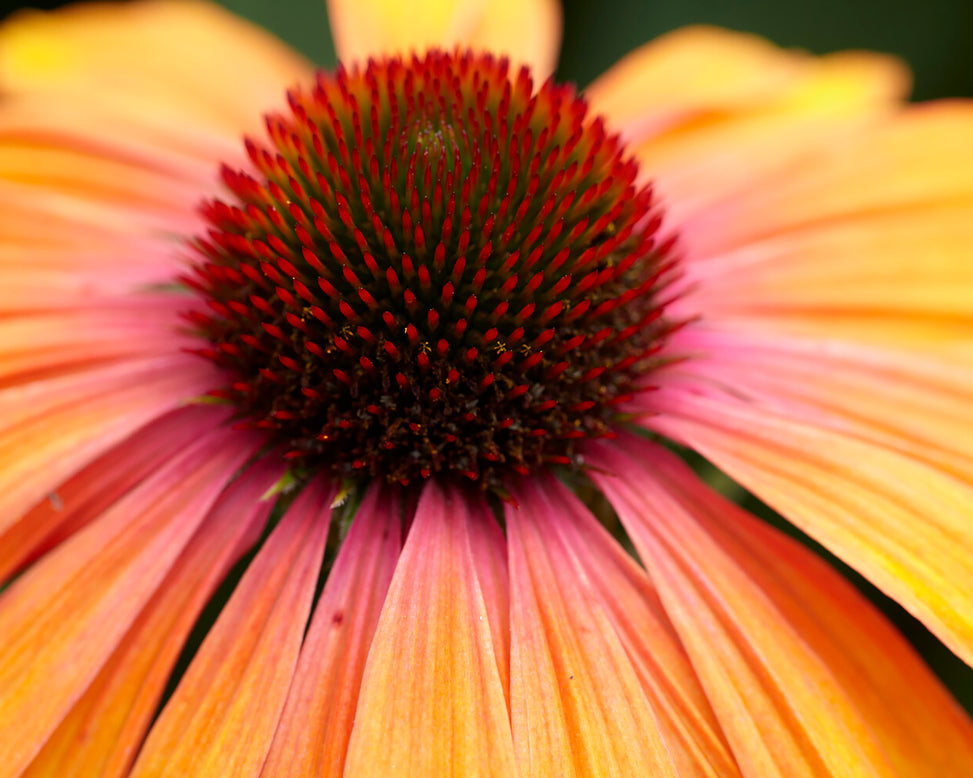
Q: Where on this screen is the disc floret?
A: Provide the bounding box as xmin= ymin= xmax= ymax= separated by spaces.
xmin=185 ymin=49 xmax=679 ymax=488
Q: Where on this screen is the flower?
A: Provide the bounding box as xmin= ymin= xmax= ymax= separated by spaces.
xmin=1 ymin=0 xmax=972 ymax=774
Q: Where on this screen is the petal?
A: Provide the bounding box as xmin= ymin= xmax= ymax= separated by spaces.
xmin=0 ymin=137 xmax=204 ymax=215
xmin=682 ymin=101 xmax=973 ymax=259
xmin=662 ymin=328 xmax=973 ymax=483
xmin=465 ymin=0 xmax=561 ymax=77
xmin=0 ymin=0 xmax=312 ymax=138
xmin=505 ymin=478 xmax=680 ymax=776
xmin=342 ymin=483 xmax=516 ymax=777
xmin=589 ymin=435 xmax=973 ymax=775
xmin=0 ymin=302 xmax=193 ymax=387
xmin=0 ymin=235 xmax=180 ymax=312
xmin=0 ymin=354 xmax=219 ymax=528
xmin=645 ymin=378 xmax=973 ymax=668
xmin=327 ymin=0 xmax=561 ymax=76
xmin=508 ymin=476 xmax=739 ymax=777
xmin=672 ymin=205 xmax=973 ymax=351
xmin=465 ymin=497 xmax=511 ymax=701
xmin=586 ymin=28 xmax=907 ymax=227
xmin=21 ymin=458 xmax=282 ymax=778
xmin=587 ymin=27 xmax=856 ymax=137
xmin=0 ymin=405 xmax=218 ymax=583
xmin=129 ymin=479 xmax=335 ymax=778
xmin=0 ymin=423 xmax=260 ymax=775
xmin=260 ymin=486 xmax=401 ymax=778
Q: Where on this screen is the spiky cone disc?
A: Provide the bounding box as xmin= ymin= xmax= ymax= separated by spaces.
xmin=185 ymin=49 xmax=679 ymax=488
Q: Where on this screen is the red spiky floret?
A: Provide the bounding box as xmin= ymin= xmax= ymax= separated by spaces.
xmin=186 ymin=49 xmax=681 ymax=488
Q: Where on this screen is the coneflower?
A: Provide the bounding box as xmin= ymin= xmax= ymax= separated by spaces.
xmin=1 ymin=1 xmax=972 ymax=776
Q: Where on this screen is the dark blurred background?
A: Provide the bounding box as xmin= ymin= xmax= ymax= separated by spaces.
xmin=2 ymin=0 xmax=972 ymax=712
xmin=187 ymin=0 xmax=973 ymax=99
xmin=3 ymin=0 xmax=973 ymax=98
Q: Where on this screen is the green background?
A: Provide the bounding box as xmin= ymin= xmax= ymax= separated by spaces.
xmin=1 ymin=0 xmax=971 ymax=716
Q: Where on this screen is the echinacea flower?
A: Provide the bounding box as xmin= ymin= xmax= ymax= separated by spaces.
xmin=1 ymin=0 xmax=972 ymax=774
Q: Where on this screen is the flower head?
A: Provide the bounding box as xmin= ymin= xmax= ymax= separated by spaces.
xmin=188 ymin=48 xmax=676 ymax=487
xmin=1 ymin=1 xmax=973 ymax=776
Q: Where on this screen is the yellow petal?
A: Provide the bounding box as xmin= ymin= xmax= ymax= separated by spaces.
xmin=0 ymin=0 xmax=312 ymax=137
xmin=129 ymin=479 xmax=335 ymax=778
xmin=259 ymin=486 xmax=401 ymax=778
xmin=684 ymin=102 xmax=973 ymax=257
xmin=591 ymin=436 xmax=973 ymax=775
xmin=587 ymin=26 xmax=820 ymax=137
xmin=647 ymin=379 xmax=973 ymax=668
xmin=585 ymin=28 xmax=907 ymax=232
xmin=327 ymin=0 xmax=561 ymax=76
xmin=342 ymin=482 xmax=516 ymax=777
xmin=465 ymin=0 xmax=561 ymax=77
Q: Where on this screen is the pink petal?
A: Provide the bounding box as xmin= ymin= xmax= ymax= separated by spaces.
xmin=0 ymin=424 xmax=261 ymax=775
xmin=130 ymin=478 xmax=336 ymax=778
xmin=260 ymin=485 xmax=401 ymax=778
xmin=0 ymin=354 xmax=221 ymax=529
xmin=590 ymin=435 xmax=973 ymax=776
xmin=20 ymin=458 xmax=283 ymax=778
xmin=0 ymin=405 xmax=218 ymax=582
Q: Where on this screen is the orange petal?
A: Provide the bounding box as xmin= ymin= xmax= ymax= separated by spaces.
xmin=505 ymin=478 xmax=679 ymax=776
xmin=509 ymin=475 xmax=740 ymax=777
xmin=684 ymin=101 xmax=973 ymax=257
xmin=0 ymin=138 xmax=204 ymax=214
xmin=327 ymin=0 xmax=561 ymax=76
xmin=590 ymin=435 xmax=973 ymax=775
xmin=0 ymin=136 xmax=208 ymax=255
xmin=585 ymin=28 xmax=907 ymax=230
xmin=0 ymin=405 xmax=219 ymax=583
xmin=0 ymin=89 xmax=239 ymax=182
xmin=342 ymin=482 xmax=516 ymax=777
xmin=674 ymin=205 xmax=973 ymax=349
xmin=21 ymin=458 xmax=282 ymax=778
xmin=466 ymin=497 xmax=512 ymax=701
xmin=0 ymin=355 xmax=221 ymax=534
xmin=663 ymin=328 xmax=973 ymax=483
xmin=259 ymin=485 xmax=401 ymax=778
xmin=0 ymin=0 xmax=312 ymax=138
xmin=129 ymin=479 xmax=335 ymax=778
xmin=0 ymin=424 xmax=259 ymax=775
xmin=646 ymin=380 xmax=973 ymax=669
